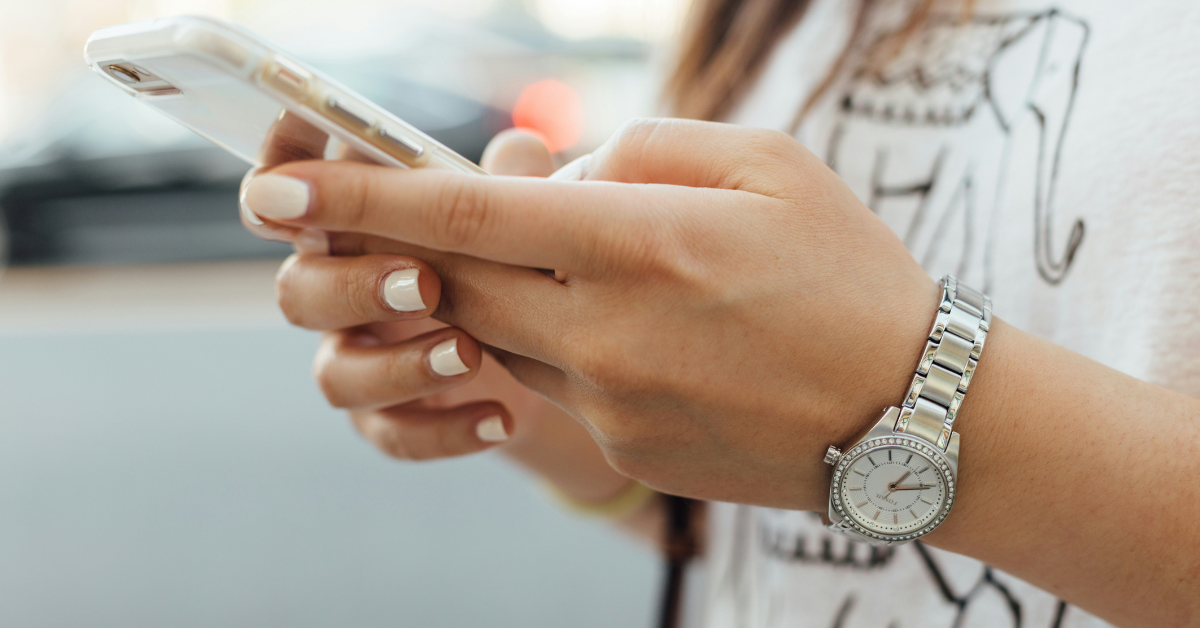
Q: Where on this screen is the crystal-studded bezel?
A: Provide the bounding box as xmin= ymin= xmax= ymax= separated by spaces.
xmin=829 ymin=435 xmax=956 ymax=542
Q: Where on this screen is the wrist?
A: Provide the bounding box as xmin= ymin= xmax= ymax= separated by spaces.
xmin=820 ymin=276 xmax=993 ymax=543
xmin=921 ymin=317 xmax=1020 ymax=545
xmin=800 ymin=277 xmax=944 ymax=510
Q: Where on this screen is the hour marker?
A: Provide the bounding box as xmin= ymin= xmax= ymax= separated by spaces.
xmin=893 ymin=514 xmax=898 ymax=524
xmin=856 ymin=501 xmax=868 ymax=508
xmin=888 ymin=450 xmax=892 ymax=462
xmin=920 ymin=497 xmax=934 ymax=505
xmin=849 ymin=487 xmax=863 ymax=491
xmin=868 ymin=456 xmax=878 ymax=467
xmin=909 ymin=509 xmax=919 ymax=519
xmin=873 ymin=510 xmax=880 ymax=521
xmin=854 ymin=470 xmax=866 ymax=476
xmin=906 ymin=454 xmax=913 ymax=465
xmin=918 ymin=466 xmax=929 ymax=474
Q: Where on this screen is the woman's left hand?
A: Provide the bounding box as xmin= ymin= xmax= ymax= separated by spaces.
xmin=241 ymin=119 xmax=941 ymax=511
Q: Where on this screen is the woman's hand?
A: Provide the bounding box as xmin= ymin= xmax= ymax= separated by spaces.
xmin=244 ymin=129 xmax=637 ymax=505
xmin=241 ymin=119 xmax=1200 ymax=627
xmin=241 ymin=119 xmax=940 ymax=511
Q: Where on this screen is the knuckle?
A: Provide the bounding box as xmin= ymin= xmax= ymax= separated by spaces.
xmin=276 ymin=286 xmax=305 ymax=328
xmin=274 ymin=256 xmax=306 ymax=327
xmin=737 ymin=128 xmax=803 ymax=177
xmin=749 ymin=127 xmax=796 ymax=153
xmin=606 ymin=118 xmax=666 ymax=170
xmin=339 ymin=262 xmax=380 ymax=322
xmin=432 ymin=424 xmax=461 ymax=459
xmin=604 ymin=450 xmax=653 ymax=481
xmin=613 ymin=118 xmax=664 ymax=151
xmin=377 ymin=428 xmax=413 ymax=460
xmin=606 ymin=221 xmax=703 ymax=289
xmin=312 ymin=349 xmax=350 ymax=409
xmin=336 ymin=167 xmax=381 ymax=229
xmin=381 ymin=347 xmax=422 ymax=393
xmin=568 ymin=337 xmax=637 ymax=397
xmin=620 ymin=226 xmax=673 ymax=273
xmin=398 ymin=430 xmax=442 ymax=461
xmin=434 ymin=177 xmax=493 ymax=250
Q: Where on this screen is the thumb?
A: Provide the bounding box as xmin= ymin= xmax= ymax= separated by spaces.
xmin=480 ymin=129 xmax=556 ymax=177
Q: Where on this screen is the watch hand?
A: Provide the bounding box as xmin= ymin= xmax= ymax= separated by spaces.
xmin=887 ymin=470 xmax=913 ymax=493
xmin=892 ymin=485 xmax=932 ymax=490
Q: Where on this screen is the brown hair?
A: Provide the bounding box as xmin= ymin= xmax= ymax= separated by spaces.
xmin=663 ymin=0 xmax=973 ymax=127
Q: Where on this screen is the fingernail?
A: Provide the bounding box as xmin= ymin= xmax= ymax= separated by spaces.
xmin=293 ymin=229 xmax=330 ymax=255
xmin=239 ymin=169 xmax=265 ymax=226
xmin=429 ymin=338 xmax=469 ymax=376
xmin=243 ymin=173 xmax=310 ymax=219
xmin=549 ymin=154 xmax=591 ymax=181
xmin=475 ymin=415 xmax=509 ymax=442
xmin=383 ymin=268 xmax=425 ymax=312
xmin=239 ymin=193 xmax=265 ymax=226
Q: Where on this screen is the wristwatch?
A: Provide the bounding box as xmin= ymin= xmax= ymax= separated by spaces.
xmin=823 ymin=275 xmax=990 ymax=545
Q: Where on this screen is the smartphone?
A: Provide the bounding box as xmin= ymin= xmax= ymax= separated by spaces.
xmin=84 ymin=16 xmax=485 ymax=175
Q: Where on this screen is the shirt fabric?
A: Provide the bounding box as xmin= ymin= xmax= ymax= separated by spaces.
xmin=702 ymin=0 xmax=1200 ymax=626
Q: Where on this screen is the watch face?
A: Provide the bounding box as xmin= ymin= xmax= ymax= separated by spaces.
xmin=831 ymin=436 xmax=955 ymax=541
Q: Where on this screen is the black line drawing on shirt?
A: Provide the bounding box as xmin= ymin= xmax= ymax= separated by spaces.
xmin=759 ymin=519 xmax=896 ymax=569
xmin=913 ymin=541 xmax=1022 ymax=628
xmin=711 ymin=11 xmax=1099 ymax=626
xmin=826 ymin=9 xmax=1089 ymax=289
xmin=741 ymin=511 xmax=1080 ymax=628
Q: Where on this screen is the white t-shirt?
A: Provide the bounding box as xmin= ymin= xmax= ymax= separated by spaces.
xmin=703 ymin=0 xmax=1200 ymax=626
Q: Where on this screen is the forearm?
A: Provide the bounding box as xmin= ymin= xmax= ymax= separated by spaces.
xmin=925 ymin=319 xmax=1200 ymax=627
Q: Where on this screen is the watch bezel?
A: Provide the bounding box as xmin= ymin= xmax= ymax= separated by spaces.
xmin=829 ymin=435 xmax=956 ymax=542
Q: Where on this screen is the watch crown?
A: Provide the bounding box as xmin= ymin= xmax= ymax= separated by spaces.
xmin=824 ymin=446 xmax=842 ymax=466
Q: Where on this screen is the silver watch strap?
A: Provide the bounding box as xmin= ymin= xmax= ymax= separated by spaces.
xmin=895 ymin=276 xmax=991 ymax=451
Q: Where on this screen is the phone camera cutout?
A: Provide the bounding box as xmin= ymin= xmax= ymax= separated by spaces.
xmin=106 ymin=64 xmax=141 ymax=84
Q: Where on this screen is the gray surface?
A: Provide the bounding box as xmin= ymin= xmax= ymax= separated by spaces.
xmin=0 ymin=328 xmax=656 ymax=627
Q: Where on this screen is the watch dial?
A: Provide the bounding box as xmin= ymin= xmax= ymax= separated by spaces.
xmin=834 ymin=439 xmax=952 ymax=538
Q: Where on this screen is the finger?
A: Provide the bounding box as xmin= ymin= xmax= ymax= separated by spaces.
xmin=323 ymin=232 xmax=573 ymax=363
xmin=276 ymin=253 xmax=440 ymax=330
xmin=487 ymin=347 xmax=573 ymax=408
xmin=481 ymin=129 xmax=556 ymax=177
xmin=314 ymin=327 xmax=481 ymax=410
xmin=351 ymin=401 xmax=512 ymax=461
xmin=240 ymin=159 xmax=701 ymax=271
xmin=239 ymin=167 xmax=302 ymax=242
xmin=241 ymin=112 xmax=331 ymax=240
xmin=583 ymin=118 xmax=811 ymax=195
xmin=260 ymin=110 xmax=329 ymax=167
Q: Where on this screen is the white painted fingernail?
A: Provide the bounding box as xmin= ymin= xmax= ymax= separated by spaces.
xmin=475 ymin=415 xmax=509 ymax=442
xmin=429 ymin=338 xmax=469 ymax=376
xmin=383 ymin=268 xmax=425 ymax=312
xmin=293 ymin=229 xmax=330 ymax=255
xmin=243 ymin=173 xmax=310 ymax=219
xmin=239 ymin=192 xmax=265 ymax=226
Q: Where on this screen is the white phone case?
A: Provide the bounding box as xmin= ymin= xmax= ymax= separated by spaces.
xmin=84 ymin=16 xmax=485 ymax=175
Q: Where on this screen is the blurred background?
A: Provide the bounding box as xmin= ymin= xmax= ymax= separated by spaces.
xmin=0 ymin=0 xmax=688 ymax=625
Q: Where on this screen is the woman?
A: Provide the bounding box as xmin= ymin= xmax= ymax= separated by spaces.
xmin=240 ymin=0 xmax=1200 ymax=626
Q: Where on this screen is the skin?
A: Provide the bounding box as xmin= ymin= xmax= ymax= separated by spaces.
xmin=244 ymin=120 xmax=1200 ymax=627
xmin=245 ymin=128 xmax=653 ymax=521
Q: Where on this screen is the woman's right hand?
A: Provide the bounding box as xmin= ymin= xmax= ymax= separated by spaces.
xmin=246 ymin=128 xmax=637 ymax=505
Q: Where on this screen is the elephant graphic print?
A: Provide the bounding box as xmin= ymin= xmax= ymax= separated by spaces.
xmin=696 ymin=0 xmax=1200 ymax=624
xmin=828 ymin=9 xmax=1088 ymax=292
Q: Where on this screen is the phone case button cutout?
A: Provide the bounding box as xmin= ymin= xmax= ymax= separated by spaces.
xmin=263 ymin=57 xmax=312 ymax=98
xmin=379 ymin=127 xmax=426 ymax=158
xmin=327 ymin=97 xmax=374 ymax=129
